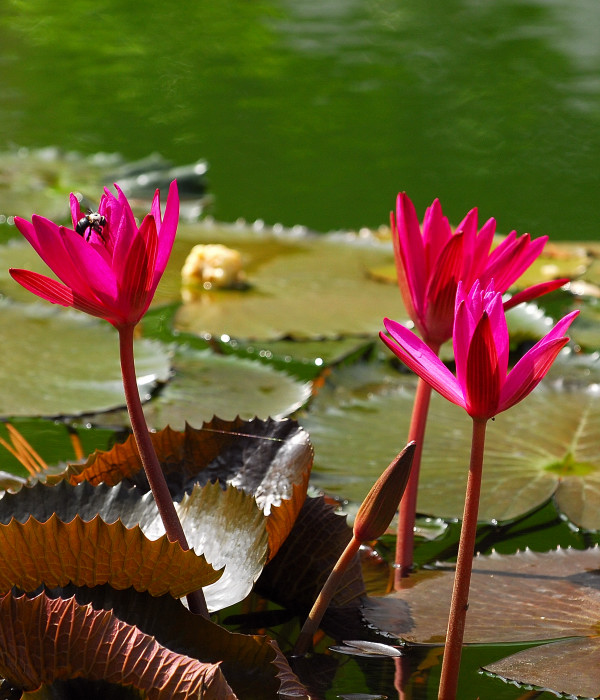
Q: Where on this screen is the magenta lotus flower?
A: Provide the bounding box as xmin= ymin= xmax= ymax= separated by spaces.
xmin=10 ymin=181 xmax=179 ymax=329
xmin=393 ymin=193 xmax=564 ymax=348
xmin=381 ymin=280 xmax=578 ymax=420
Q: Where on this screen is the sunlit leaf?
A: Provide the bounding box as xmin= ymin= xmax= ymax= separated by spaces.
xmin=66 ymin=419 xmax=312 ymax=564
xmin=483 ymin=637 xmax=600 ymax=699
xmin=0 ymin=591 xmax=234 ymax=698
xmin=0 ymin=481 xmax=219 ymax=597
xmin=0 ymin=477 xmax=268 ymax=613
xmin=363 ymin=547 xmax=600 ymax=645
xmin=0 ymin=513 xmax=220 ymax=596
xmin=166 ymin=223 xmax=403 ymax=340
xmin=300 ymin=350 xmax=600 ymax=528
xmin=0 ymin=301 xmax=169 ymax=418
xmin=89 ymin=347 xmax=312 ymax=430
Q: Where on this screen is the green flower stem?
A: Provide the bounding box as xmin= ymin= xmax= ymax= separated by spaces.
xmin=293 ymin=535 xmax=361 ymax=656
xmin=395 ymin=340 xmax=439 ymax=586
xmin=119 ymin=324 xmax=209 ymax=619
xmin=438 ymin=417 xmax=488 ymax=700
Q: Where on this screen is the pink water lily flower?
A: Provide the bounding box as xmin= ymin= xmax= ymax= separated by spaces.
xmin=393 ymin=193 xmax=564 ymax=347
xmin=381 ymin=280 xmax=578 ymax=420
xmin=10 ymin=181 xmax=179 ymax=330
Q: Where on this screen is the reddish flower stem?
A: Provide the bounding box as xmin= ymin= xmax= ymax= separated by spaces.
xmin=293 ymin=535 xmax=361 ymax=656
xmin=118 ymin=324 xmax=209 ymax=619
xmin=395 ymin=341 xmax=439 ymax=587
xmin=437 ymin=417 xmax=487 ymax=700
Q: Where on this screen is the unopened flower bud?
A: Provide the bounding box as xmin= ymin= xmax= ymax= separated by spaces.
xmin=353 ymin=442 xmax=416 ymax=543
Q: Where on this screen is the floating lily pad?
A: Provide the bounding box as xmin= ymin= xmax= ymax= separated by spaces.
xmin=165 ymin=223 xmax=404 ymax=340
xmin=365 ymin=547 xmax=600 ymax=644
xmin=0 ymin=301 xmax=170 ymax=418
xmin=484 ymin=637 xmax=600 ymax=699
xmin=0 ymin=147 xmax=208 ymax=232
xmin=89 ymin=346 xmax=311 ymax=430
xmin=364 ymin=548 xmax=600 ymax=698
xmin=300 ymin=349 xmax=600 ymax=528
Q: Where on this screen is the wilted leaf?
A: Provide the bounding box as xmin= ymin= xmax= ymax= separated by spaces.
xmin=0 ymin=513 xmax=220 ymax=597
xmin=0 ymin=301 xmax=169 ymax=418
xmin=0 ymin=591 xmax=234 ymax=699
xmin=301 ymin=351 xmax=600 ymax=528
xmin=363 ymin=547 xmax=600 ymax=645
xmin=67 ymin=419 xmax=312 ymax=562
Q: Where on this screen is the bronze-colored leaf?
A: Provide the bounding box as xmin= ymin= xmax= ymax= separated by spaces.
xmin=44 ymin=585 xmax=288 ymax=699
xmin=484 ymin=637 xmax=600 ymax=699
xmin=0 ymin=478 xmax=265 ymax=612
xmin=258 ymin=496 xmax=376 ymax=642
xmin=0 ymin=513 xmax=220 ymax=597
xmin=66 ymin=418 xmax=312 ymax=561
xmin=363 ymin=547 xmax=600 ymax=645
xmin=0 ymin=591 xmax=235 ymax=699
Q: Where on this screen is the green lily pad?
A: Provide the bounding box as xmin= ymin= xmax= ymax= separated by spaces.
xmin=0 ymin=301 xmax=170 ymax=418
xmin=166 ymin=222 xmax=404 ymax=340
xmin=300 ymin=349 xmax=600 ymax=528
xmin=89 ymin=346 xmax=311 ymax=430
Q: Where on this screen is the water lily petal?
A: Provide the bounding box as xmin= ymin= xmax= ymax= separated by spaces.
xmin=465 ymin=313 xmax=502 ymax=419
xmin=119 ymin=216 xmax=158 ymax=322
xmin=8 ymin=269 xmax=113 ymax=320
xmin=394 ymin=193 xmax=427 ymax=322
xmin=503 ymin=278 xmax=568 ymax=311
xmin=498 ymin=311 xmax=579 ymax=413
xmin=423 ymin=233 xmax=465 ymax=344
xmin=422 ymin=198 xmax=452 ymax=273
xmin=381 ymin=319 xmax=465 ymax=408
xmin=11 ymin=182 xmax=179 ymax=330
xmin=154 ymin=181 xmax=179 ymax=282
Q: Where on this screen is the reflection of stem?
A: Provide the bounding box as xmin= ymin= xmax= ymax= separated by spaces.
xmin=395 ymin=341 xmax=439 ymax=586
xmin=118 ymin=324 xmax=209 ymax=619
xmin=438 ymin=417 xmax=487 ymax=700
xmin=293 ymin=536 xmax=361 ymax=656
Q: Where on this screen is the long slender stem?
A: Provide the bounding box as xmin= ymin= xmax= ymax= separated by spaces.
xmin=395 ymin=340 xmax=440 ymax=586
xmin=293 ymin=535 xmax=361 ymax=656
xmin=437 ymin=417 xmax=488 ymax=700
xmin=118 ymin=324 xmax=209 ymax=618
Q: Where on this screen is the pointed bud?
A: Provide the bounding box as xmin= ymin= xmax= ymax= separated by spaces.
xmin=353 ymin=442 xmax=416 ymax=543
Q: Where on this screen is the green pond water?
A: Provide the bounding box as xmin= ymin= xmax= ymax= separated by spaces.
xmin=2 ymin=0 xmax=600 ymax=238
xmin=1 ymin=1 xmax=600 ymax=698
